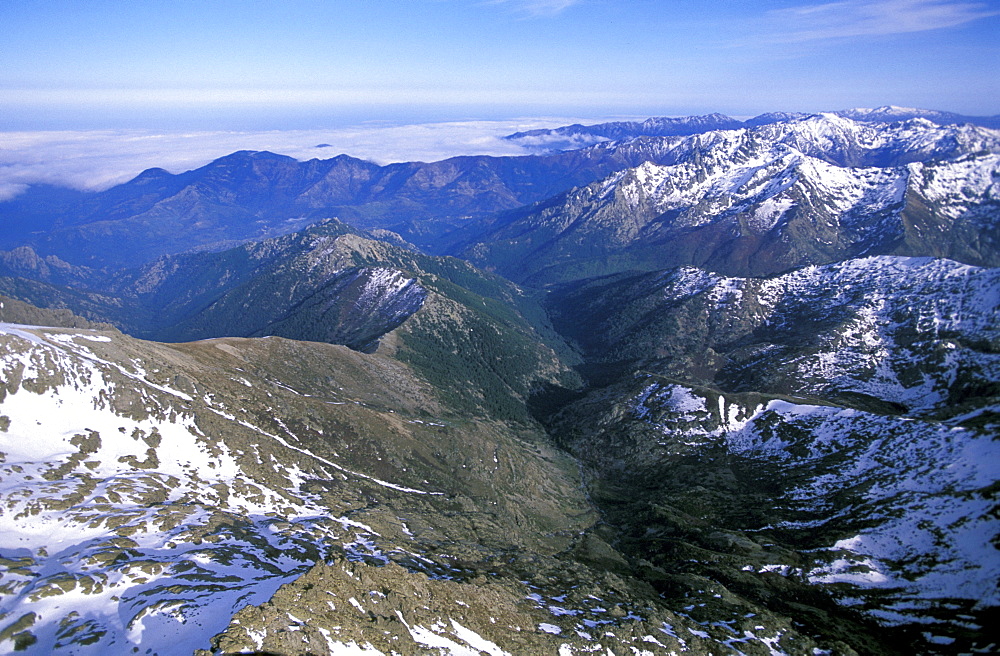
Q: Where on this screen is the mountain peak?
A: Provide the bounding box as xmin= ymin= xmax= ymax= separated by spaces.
xmin=208 ymin=149 xmax=298 ymax=165
xmin=130 ymin=166 xmax=173 ymax=182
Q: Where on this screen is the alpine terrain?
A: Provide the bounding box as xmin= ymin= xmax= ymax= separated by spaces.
xmin=0 ymin=109 xmax=997 ymax=656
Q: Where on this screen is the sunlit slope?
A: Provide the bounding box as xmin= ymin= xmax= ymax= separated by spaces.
xmin=0 ymin=324 xmax=593 ymax=654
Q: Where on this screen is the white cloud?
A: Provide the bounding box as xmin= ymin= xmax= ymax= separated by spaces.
xmin=483 ymin=0 xmax=583 ymax=17
xmin=0 ymin=119 xmax=582 ymax=200
xmin=763 ymin=0 xmax=999 ymax=42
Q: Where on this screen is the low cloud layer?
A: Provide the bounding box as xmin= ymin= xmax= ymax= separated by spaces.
xmin=0 ymin=118 xmax=578 ymax=201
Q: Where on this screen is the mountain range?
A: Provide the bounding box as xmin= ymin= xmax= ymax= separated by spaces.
xmin=459 ymin=114 xmax=1000 ymax=284
xmin=0 ymin=108 xmax=997 ymax=655
xmin=0 ymin=144 xmax=674 ymax=267
xmin=503 ymin=106 xmax=1000 ymax=152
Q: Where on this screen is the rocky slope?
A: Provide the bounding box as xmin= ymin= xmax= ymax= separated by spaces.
xmin=0 ymin=322 xmax=595 ymax=654
xmin=0 ymin=317 xmax=865 ymax=656
xmin=541 ymin=256 xmax=1000 ymax=654
xmin=0 ymin=294 xmax=115 ymax=331
xmin=119 ymin=224 xmax=431 ymax=353
xmin=111 ymin=219 xmax=581 ymax=422
xmin=547 ymin=256 xmax=999 ymax=414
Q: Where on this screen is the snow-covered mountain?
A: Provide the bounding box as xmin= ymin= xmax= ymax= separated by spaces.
xmin=837 ymin=105 xmax=1000 ymax=129
xmin=549 ymin=256 xmax=1000 ymax=415
xmin=460 ymin=115 xmax=1000 ymax=284
xmin=615 ymin=377 xmax=997 ymax=637
xmin=504 ymin=113 xmax=747 ymax=150
xmin=504 ymin=106 xmax=1000 ymax=152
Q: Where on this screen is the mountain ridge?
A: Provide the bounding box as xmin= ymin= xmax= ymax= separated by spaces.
xmin=457 ymin=116 xmax=1000 ymax=284
xmin=0 ymin=144 xmax=691 ymax=267
xmin=540 ymin=255 xmax=999 ymax=652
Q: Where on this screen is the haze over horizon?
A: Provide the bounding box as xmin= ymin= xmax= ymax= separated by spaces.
xmin=2 ymin=0 xmax=999 ymax=131
xmin=1 ymin=0 xmax=999 ymax=199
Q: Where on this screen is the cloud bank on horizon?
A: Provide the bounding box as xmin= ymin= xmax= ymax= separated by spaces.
xmin=0 ymin=0 xmax=996 ymax=200
xmin=0 ymin=119 xmax=580 ymax=201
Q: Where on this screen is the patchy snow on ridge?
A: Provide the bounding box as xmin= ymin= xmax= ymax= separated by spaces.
xmin=908 ymin=154 xmax=1000 ymax=219
xmin=630 ymin=377 xmax=999 ymax=627
xmin=594 ymin=133 xmax=917 ymax=237
xmin=744 ymin=399 xmax=999 ymax=614
xmin=614 ymin=256 xmax=1000 ymax=634
xmin=0 ymin=326 xmax=392 ymax=655
xmin=683 ymin=256 xmax=1000 ymax=414
xmin=352 ymin=267 xmax=425 ymax=318
xmin=542 ymin=116 xmax=1000 ymax=266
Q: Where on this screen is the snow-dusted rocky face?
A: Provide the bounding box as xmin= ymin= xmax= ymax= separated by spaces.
xmin=462 ymin=115 xmax=1000 ymax=285
xmin=627 ymin=381 xmax=999 ymax=621
xmin=547 ymin=255 xmax=1000 ymax=652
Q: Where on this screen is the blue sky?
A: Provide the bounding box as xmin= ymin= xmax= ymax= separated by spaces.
xmin=2 ymin=0 xmax=999 ymax=130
